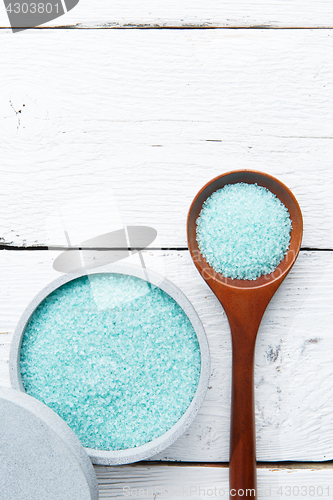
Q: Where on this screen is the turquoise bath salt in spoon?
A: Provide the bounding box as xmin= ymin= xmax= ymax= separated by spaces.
xmin=10 ymin=266 xmax=210 ymax=465
xmin=196 ymin=182 xmax=292 ymax=280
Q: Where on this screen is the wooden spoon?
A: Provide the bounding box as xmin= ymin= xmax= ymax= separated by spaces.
xmin=187 ymin=170 xmax=303 ymax=500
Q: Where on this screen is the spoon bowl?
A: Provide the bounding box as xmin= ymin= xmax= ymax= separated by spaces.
xmin=187 ymin=170 xmax=303 ymax=500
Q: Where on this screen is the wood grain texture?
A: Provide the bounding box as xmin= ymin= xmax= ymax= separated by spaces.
xmin=0 ymin=29 xmax=333 ymax=249
xmin=1 ymin=0 xmax=333 ymax=28
xmin=1 ymin=249 xmax=333 ymax=461
xmin=94 ymin=464 xmax=333 ymax=499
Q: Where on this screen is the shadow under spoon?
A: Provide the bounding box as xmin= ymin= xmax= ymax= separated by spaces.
xmin=187 ymin=170 xmax=303 ymax=500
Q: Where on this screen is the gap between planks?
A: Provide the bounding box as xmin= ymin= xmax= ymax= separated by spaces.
xmin=95 ymin=461 xmax=333 ymax=470
xmin=0 ymin=247 xmax=333 ymax=252
xmin=2 ymin=26 xmax=333 ymax=30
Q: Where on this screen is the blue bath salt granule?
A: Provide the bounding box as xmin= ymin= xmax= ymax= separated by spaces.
xmin=20 ymin=274 xmax=201 ymax=451
xmin=196 ymin=182 xmax=292 ymax=280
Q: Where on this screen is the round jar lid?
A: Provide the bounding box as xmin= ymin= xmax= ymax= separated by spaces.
xmin=0 ymin=387 xmax=99 ymax=500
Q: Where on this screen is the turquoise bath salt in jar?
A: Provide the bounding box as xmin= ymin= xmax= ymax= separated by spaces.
xmin=10 ymin=265 xmax=210 ymax=465
xmin=196 ymin=182 xmax=292 ymax=280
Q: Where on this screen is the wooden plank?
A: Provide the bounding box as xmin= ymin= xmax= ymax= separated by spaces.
xmin=95 ymin=464 xmax=333 ymax=499
xmin=1 ymin=0 xmax=333 ymax=28
xmin=1 ymin=29 xmax=333 ymax=249
xmin=1 ymin=249 xmax=333 ymax=461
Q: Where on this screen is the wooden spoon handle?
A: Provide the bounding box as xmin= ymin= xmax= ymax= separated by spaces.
xmin=229 ymin=339 xmax=257 ymax=500
xmin=210 ymin=287 xmax=280 ymax=500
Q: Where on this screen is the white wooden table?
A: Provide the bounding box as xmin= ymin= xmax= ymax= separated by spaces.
xmin=1 ymin=1 xmax=333 ymax=498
